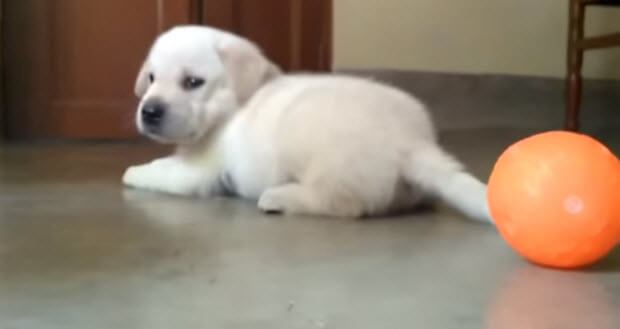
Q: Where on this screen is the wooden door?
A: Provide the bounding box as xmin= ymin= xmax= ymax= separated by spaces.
xmin=2 ymin=0 xmax=332 ymax=140
xmin=3 ymin=0 xmax=194 ymax=139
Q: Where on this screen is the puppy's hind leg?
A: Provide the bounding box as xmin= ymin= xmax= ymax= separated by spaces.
xmin=404 ymin=145 xmax=492 ymax=223
xmin=258 ymin=183 xmax=364 ymax=218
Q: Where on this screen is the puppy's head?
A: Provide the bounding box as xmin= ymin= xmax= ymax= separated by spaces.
xmin=134 ymin=26 xmax=280 ymax=144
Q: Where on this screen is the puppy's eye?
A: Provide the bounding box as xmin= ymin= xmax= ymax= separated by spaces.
xmin=182 ymin=76 xmax=205 ymax=90
xmin=149 ymin=73 xmax=155 ymax=83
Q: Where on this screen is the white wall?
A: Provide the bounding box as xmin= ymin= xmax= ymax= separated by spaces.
xmin=334 ymin=0 xmax=620 ymax=79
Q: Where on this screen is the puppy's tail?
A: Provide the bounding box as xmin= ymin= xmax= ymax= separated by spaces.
xmin=404 ymin=144 xmax=493 ymax=223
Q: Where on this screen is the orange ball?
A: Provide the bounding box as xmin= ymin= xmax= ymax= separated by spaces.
xmin=487 ymin=131 xmax=620 ymax=268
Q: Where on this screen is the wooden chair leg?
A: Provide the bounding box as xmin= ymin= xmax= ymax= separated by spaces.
xmin=565 ymin=0 xmax=585 ymax=131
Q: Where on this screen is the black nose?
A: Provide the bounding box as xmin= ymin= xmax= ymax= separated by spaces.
xmin=141 ymin=100 xmax=166 ymax=126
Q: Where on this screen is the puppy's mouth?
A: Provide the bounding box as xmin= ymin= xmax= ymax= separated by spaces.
xmin=143 ymin=125 xmax=161 ymax=136
xmin=139 ymin=123 xmax=201 ymax=145
xmin=139 ymin=125 xmax=174 ymax=144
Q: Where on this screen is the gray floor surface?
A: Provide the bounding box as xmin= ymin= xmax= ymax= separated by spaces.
xmin=1 ymin=128 xmax=619 ymax=329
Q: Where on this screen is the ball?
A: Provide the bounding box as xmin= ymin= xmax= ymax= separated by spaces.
xmin=487 ymin=131 xmax=620 ymax=268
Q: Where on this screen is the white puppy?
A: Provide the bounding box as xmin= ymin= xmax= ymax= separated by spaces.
xmin=123 ymin=25 xmax=491 ymax=221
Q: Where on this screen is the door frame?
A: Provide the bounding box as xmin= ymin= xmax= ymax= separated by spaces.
xmin=199 ymin=0 xmax=332 ymax=71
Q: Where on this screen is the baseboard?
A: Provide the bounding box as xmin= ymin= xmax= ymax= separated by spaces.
xmin=337 ymin=69 xmax=620 ymax=131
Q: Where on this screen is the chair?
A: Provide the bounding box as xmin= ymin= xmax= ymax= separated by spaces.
xmin=565 ymin=0 xmax=620 ymax=131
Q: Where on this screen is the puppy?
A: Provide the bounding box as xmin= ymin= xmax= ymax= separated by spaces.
xmin=123 ymin=25 xmax=491 ymax=221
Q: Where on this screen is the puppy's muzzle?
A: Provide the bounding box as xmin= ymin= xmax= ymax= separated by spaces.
xmin=141 ymin=98 xmax=167 ymax=128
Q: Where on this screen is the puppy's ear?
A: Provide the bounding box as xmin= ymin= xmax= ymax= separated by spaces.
xmin=134 ymin=61 xmax=150 ymax=97
xmin=216 ymin=38 xmax=281 ymax=105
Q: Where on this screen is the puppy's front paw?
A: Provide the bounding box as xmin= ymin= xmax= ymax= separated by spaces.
xmin=258 ymin=191 xmax=285 ymax=214
xmin=122 ymin=165 xmax=152 ymax=189
xmin=122 ymin=158 xmax=216 ymax=196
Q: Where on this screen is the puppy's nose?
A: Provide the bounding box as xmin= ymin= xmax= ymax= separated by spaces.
xmin=141 ymin=99 xmax=166 ymax=126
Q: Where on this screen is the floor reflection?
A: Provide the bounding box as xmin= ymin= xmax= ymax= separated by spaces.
xmin=486 ymin=265 xmax=617 ymax=329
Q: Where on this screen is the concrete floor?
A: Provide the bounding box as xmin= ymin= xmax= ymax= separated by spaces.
xmin=1 ymin=128 xmax=619 ymax=329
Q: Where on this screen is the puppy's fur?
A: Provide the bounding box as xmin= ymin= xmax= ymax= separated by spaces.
xmin=123 ymin=26 xmax=491 ymax=221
